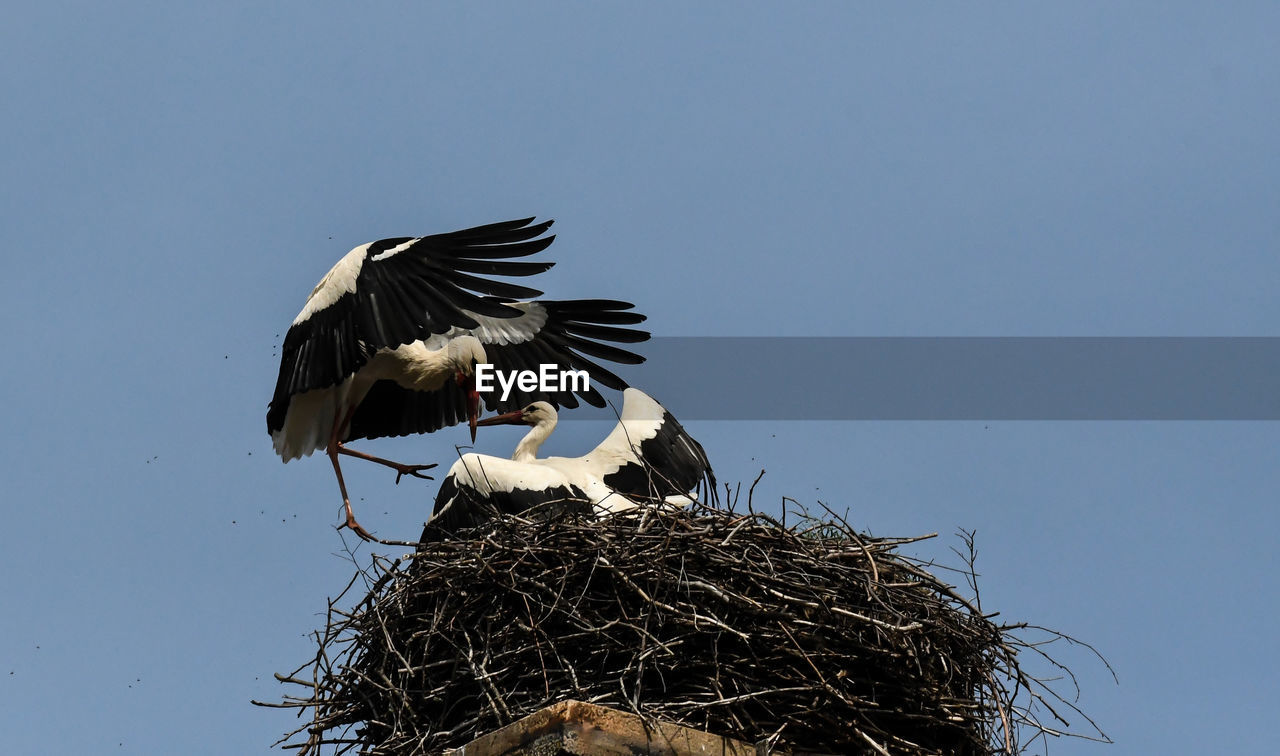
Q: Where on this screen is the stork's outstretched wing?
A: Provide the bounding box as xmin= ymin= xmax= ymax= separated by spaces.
xmin=267 ymin=217 xmax=556 ymax=435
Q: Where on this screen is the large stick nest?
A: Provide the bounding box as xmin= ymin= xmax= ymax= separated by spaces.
xmin=261 ymin=498 xmax=1108 ymax=755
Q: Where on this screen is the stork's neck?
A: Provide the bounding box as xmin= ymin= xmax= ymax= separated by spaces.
xmin=512 ymin=416 xmax=556 ymax=463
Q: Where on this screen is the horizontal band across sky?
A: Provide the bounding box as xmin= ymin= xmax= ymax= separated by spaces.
xmin=563 ymin=338 xmax=1280 ymax=421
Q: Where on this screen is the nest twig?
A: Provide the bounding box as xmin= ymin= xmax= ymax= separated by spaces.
xmin=257 ymin=493 xmax=1110 ymax=755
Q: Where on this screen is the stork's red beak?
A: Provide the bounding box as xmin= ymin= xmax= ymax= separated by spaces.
xmin=476 ymin=410 xmax=527 ymax=427
xmin=458 ymin=371 xmax=480 ymax=442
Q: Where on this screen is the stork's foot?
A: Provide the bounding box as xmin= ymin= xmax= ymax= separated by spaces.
xmin=392 ymin=462 xmax=438 ymax=484
xmin=338 ymin=514 xmax=377 ymax=542
xmin=334 ymin=443 xmax=437 ymax=483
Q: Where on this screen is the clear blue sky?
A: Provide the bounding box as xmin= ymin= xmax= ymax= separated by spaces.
xmin=2 ymin=3 xmax=1277 ymax=753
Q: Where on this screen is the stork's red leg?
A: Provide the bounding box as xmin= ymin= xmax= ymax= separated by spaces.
xmin=336 ymin=445 xmax=437 ymax=483
xmin=326 ymin=446 xmax=376 ymax=541
xmin=327 ymin=405 xmax=376 ymax=541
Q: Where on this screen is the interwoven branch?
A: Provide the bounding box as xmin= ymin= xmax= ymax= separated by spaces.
xmin=257 ymin=500 xmax=1109 ymax=755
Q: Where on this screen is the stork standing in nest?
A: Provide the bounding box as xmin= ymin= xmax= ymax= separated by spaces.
xmin=423 ymin=388 xmax=715 ymax=538
xmin=268 ymin=217 xmax=649 ymax=540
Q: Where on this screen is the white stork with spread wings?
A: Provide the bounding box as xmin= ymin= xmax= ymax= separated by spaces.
xmin=421 ymin=389 xmax=715 ymax=539
xmin=267 ymin=217 xmax=649 ymax=540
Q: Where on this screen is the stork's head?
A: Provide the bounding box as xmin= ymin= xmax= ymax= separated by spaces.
xmin=446 ymin=336 xmax=487 ymax=441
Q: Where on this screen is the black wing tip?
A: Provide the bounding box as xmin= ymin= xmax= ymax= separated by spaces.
xmin=461 ymin=216 xmax=552 ymax=233
xmin=545 ymin=300 xmax=647 ymax=324
xmin=461 ymin=217 xmax=555 ymax=242
xmin=555 ymin=334 xmax=647 ymax=365
xmin=548 ymin=298 xmax=638 ymax=310
xmin=513 ymin=216 xmax=553 ymax=233
xmin=421 ymin=217 xmax=557 ymax=258
xmin=506 ymin=260 xmax=556 ymax=276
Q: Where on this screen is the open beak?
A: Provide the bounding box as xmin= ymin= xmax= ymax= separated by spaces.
xmin=475 ymin=410 xmax=527 ymax=428
xmin=458 ymin=371 xmax=480 ymax=442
